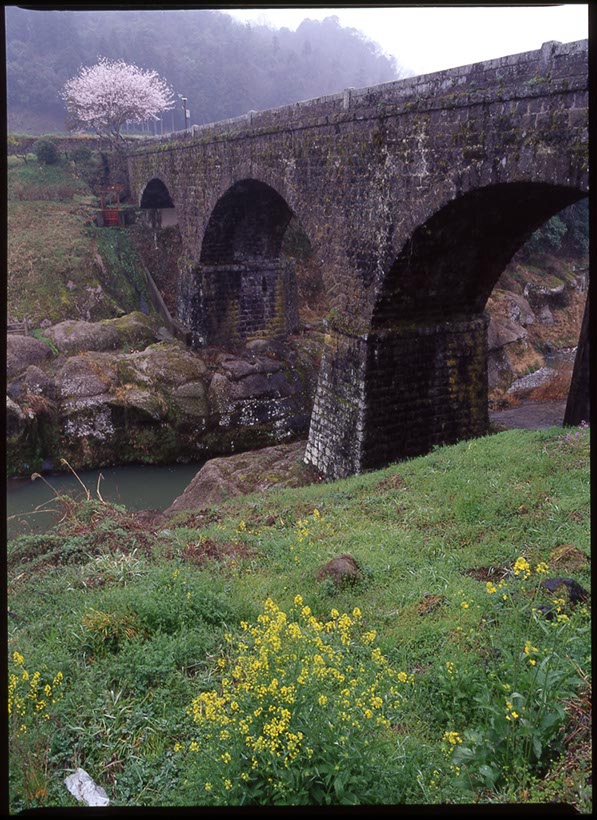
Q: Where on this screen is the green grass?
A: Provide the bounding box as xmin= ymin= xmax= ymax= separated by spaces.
xmin=7 ymin=157 xmax=151 ymax=326
xmin=7 ymin=425 xmax=591 ymax=810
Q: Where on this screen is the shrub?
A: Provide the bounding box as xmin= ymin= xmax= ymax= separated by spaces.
xmin=176 ymin=596 xmax=414 ymax=805
xmin=33 ymin=138 xmax=60 ymax=166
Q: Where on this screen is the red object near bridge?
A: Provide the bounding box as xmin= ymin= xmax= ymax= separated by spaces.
xmin=99 ymin=184 xmax=123 ymax=226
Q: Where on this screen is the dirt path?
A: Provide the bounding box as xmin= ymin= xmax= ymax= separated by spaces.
xmin=489 ymin=399 xmax=567 ymax=431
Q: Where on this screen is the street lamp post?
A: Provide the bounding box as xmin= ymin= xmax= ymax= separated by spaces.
xmin=182 ymin=96 xmax=190 ymax=130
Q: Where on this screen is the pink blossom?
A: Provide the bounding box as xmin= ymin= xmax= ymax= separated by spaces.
xmin=61 ymin=58 xmax=175 ymax=143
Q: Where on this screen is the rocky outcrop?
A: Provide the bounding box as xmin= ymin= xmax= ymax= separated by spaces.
xmin=6 ymin=313 xmax=323 ymax=477
xmin=486 ymin=270 xmax=587 ymax=405
xmin=43 ymin=312 xmax=159 ymax=356
xmin=164 ymin=440 xmax=319 ymax=515
xmin=7 ymin=335 xmax=53 ymax=380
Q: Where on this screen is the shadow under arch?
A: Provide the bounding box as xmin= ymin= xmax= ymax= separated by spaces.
xmin=192 ymin=179 xmax=299 ymax=347
xmin=361 ymin=181 xmax=587 ymax=470
xmin=200 ymin=179 xmax=294 ymax=264
xmin=373 ymin=182 xmax=585 ymax=328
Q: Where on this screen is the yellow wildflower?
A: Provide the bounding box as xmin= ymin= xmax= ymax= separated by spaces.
xmin=513 ymin=557 xmax=531 ymax=578
xmin=443 ymin=732 xmax=462 ymax=745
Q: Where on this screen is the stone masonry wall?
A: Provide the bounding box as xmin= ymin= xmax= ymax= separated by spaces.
xmin=127 ymin=39 xmax=588 ymax=477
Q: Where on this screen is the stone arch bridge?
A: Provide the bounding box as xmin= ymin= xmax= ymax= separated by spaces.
xmin=127 ymin=39 xmax=588 ymax=479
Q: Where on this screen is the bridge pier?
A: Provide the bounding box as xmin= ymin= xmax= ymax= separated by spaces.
xmin=305 ymin=314 xmax=489 ymax=478
xmin=179 ymin=258 xmax=299 ymax=348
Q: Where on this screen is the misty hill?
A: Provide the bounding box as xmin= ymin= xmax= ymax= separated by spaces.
xmin=5 ymin=7 xmax=404 ymax=135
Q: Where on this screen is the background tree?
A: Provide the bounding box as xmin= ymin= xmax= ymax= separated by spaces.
xmin=61 ymin=58 xmax=175 ymax=149
xmin=33 ymin=137 xmax=60 ymax=165
xmin=6 ymin=8 xmax=403 ymax=135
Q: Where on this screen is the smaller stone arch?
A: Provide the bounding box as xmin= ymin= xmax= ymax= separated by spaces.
xmin=189 ymin=179 xmax=299 ymax=347
xmin=139 ymin=177 xmax=177 ymax=228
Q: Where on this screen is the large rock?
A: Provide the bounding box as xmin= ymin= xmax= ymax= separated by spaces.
xmin=44 ymin=319 xmax=120 ymax=355
xmin=43 ymin=312 xmax=160 ymax=356
xmin=6 ymin=335 xmax=53 ymax=379
xmin=7 ymin=328 xmax=321 ymax=476
xmin=487 ymin=315 xmax=528 ymax=351
xmin=57 ymin=354 xmax=116 ymax=399
xmin=317 ymin=554 xmax=363 ymax=587
xmin=125 ymin=343 xmax=208 ymax=387
xmin=164 ymin=440 xmax=318 ymax=514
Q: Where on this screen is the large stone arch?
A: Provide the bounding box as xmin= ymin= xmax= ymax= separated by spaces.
xmin=305 ymin=181 xmax=588 ymax=477
xmin=373 ymin=182 xmax=585 ymax=327
xmin=187 ymin=179 xmax=300 ymax=347
xmin=200 ymin=179 xmax=293 ymax=264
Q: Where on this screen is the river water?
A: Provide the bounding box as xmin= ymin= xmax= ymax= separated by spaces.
xmin=6 ymin=462 xmax=204 ymax=541
xmin=6 ymin=349 xmax=578 ymax=542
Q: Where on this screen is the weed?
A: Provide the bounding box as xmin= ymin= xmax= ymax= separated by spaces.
xmin=177 ymin=596 xmax=414 ymax=805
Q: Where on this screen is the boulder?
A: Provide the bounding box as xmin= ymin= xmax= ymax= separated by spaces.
xmin=127 ymin=343 xmax=208 ymax=387
xmin=106 ymin=311 xmax=160 ymax=348
xmin=507 ymin=367 xmax=557 ymax=398
xmin=164 ymin=440 xmax=316 ymax=514
xmin=6 ymin=335 xmax=52 ymax=379
xmin=122 ymin=388 xmax=169 ymax=421
xmin=44 ymin=319 xmax=120 ymax=355
xmin=171 ymin=381 xmax=209 ymax=419
xmin=487 ymin=315 xmax=527 ymax=351
xmin=317 ymin=554 xmax=363 ymax=587
xmin=540 ymin=577 xmax=590 ymax=605
xmin=57 ymin=355 xmax=115 ymax=399
xmin=8 ymin=365 xmax=56 ymax=401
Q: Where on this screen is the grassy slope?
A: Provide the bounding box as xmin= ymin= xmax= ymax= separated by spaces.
xmin=7 ymin=426 xmax=591 ymax=810
xmin=7 ymin=156 xmax=149 ymax=326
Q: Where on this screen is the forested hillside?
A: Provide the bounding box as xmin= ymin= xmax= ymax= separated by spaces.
xmin=5 ymin=7 xmax=403 ymax=135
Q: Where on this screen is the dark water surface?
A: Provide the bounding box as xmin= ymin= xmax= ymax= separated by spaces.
xmin=7 ymin=462 xmax=204 ymax=541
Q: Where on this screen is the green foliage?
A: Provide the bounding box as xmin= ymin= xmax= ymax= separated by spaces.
xmin=519 ymin=200 xmax=588 ymax=262
xmin=30 ymin=329 xmax=59 ymax=356
xmin=33 ymin=137 xmax=60 ymax=165
xmin=7 ymin=426 xmax=591 ymax=809
xmin=178 ymin=596 xmax=414 ymax=805
xmin=7 ymin=158 xmax=151 ymax=325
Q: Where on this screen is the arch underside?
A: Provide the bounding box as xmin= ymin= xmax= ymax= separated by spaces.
xmin=140 ymin=177 xmax=175 ymax=209
xmin=191 ymin=179 xmax=299 ymax=346
xmin=362 ymin=181 xmax=587 ymax=469
xmin=373 ymin=182 xmax=585 ymax=328
xmin=200 ymin=179 xmax=293 ymax=264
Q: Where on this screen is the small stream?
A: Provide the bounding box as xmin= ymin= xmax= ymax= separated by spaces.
xmin=6 ymin=462 xmax=204 ymax=541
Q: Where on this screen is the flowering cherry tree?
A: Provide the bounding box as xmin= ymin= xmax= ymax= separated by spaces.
xmin=61 ymin=58 xmax=175 ymax=148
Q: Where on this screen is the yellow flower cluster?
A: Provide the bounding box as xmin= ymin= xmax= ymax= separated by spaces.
xmin=8 ymin=652 xmax=64 ymax=729
xmin=185 ymin=596 xmax=412 ymax=791
xmin=513 ymin=557 xmax=531 ymax=579
xmin=443 ymin=731 xmax=463 ymax=745
xmin=505 ymin=700 xmax=520 ymax=721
